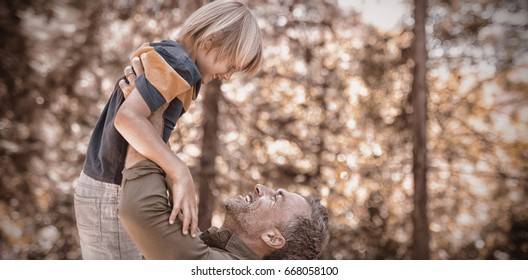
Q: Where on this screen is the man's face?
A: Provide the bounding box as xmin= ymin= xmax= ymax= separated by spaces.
xmin=223 ymin=184 xmax=311 ymax=237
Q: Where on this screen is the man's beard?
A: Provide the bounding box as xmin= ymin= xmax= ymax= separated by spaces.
xmin=224 ymin=197 xmax=251 ymax=222
xmin=223 ymin=197 xmax=259 ymax=236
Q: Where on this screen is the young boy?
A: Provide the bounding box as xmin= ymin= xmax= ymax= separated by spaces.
xmin=74 ymin=0 xmax=262 ymax=259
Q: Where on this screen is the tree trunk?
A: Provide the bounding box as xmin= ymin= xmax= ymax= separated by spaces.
xmin=197 ymin=79 xmax=221 ymax=230
xmin=411 ymin=0 xmax=430 ymax=260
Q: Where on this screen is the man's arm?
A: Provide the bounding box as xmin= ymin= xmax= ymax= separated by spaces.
xmin=116 ymin=56 xmax=198 ymax=237
xmin=119 ymin=159 xmax=212 ymax=259
xmin=118 ymin=108 xmax=237 ymax=259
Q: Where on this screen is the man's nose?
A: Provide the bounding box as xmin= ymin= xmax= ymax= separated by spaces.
xmin=255 ymin=184 xmax=273 ymax=196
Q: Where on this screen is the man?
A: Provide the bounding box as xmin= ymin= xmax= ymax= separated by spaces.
xmin=118 ymin=64 xmax=329 ymax=260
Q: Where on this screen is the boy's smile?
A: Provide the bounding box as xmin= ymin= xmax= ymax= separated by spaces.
xmin=195 ymin=48 xmax=236 ymax=84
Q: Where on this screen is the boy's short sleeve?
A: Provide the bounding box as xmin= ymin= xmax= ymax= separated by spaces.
xmin=130 ymin=41 xmax=201 ymax=113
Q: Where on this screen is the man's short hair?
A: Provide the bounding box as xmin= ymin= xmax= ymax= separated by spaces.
xmin=264 ymin=196 xmax=329 ymax=260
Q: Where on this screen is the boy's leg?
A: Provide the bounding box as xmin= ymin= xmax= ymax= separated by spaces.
xmin=74 ymin=172 xmax=142 ymax=259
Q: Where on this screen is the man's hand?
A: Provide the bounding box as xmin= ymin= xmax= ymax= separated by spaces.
xmin=119 ymin=55 xmax=199 ymax=238
xmin=119 ymin=55 xmax=145 ymax=97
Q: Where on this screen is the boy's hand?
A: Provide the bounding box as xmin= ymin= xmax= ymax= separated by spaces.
xmin=119 ymin=55 xmax=199 ymax=238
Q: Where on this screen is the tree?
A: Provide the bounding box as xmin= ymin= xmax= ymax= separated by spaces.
xmin=411 ymin=0 xmax=430 ymax=259
xmin=197 ymin=79 xmax=222 ymax=230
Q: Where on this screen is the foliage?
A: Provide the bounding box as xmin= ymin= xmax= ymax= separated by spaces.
xmin=0 ymin=0 xmax=526 ymax=259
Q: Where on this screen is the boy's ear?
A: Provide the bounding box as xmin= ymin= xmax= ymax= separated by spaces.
xmin=260 ymin=228 xmax=285 ymax=250
xmin=203 ymin=32 xmax=222 ymax=50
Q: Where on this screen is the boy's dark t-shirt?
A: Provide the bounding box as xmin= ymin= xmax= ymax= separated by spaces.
xmin=83 ymin=40 xmax=202 ymax=185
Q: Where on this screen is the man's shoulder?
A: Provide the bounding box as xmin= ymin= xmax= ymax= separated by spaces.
xmin=208 ymin=247 xmax=245 ymax=260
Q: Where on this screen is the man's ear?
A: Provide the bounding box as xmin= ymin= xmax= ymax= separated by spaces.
xmin=260 ymin=228 xmax=285 ymax=250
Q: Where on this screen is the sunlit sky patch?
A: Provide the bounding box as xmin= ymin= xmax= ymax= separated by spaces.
xmin=337 ymin=0 xmax=408 ymax=31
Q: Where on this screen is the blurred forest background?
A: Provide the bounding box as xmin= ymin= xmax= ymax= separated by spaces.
xmin=0 ymin=0 xmax=527 ymax=260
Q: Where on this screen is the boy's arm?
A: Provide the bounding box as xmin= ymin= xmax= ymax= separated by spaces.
xmin=116 ymin=57 xmax=198 ymax=238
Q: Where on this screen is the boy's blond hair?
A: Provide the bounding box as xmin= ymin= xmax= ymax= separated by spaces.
xmin=178 ymin=0 xmax=262 ymax=75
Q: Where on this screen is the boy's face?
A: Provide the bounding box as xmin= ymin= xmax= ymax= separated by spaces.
xmin=195 ymin=48 xmax=237 ymax=84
